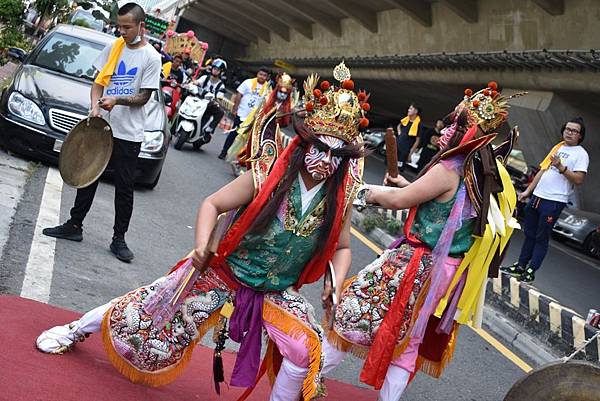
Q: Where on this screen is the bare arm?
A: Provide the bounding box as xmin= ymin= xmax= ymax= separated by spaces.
xmin=551 ymin=154 xmax=586 ymax=186
xmin=89 ymin=82 xmax=104 ymax=117
xmin=194 ymin=171 xmax=255 ymax=254
xmin=561 ymin=169 xmax=586 ymax=186
xmin=519 ymin=169 xmax=544 ymax=201
xmin=114 ymin=88 xmax=153 ymax=106
xmin=231 ymin=92 xmax=242 ymax=115
xmin=322 ymin=213 xmax=352 ymax=306
xmin=367 ymin=163 xmax=459 ymax=210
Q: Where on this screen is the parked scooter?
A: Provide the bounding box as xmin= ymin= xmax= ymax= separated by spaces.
xmin=172 ymin=84 xmax=216 ymax=150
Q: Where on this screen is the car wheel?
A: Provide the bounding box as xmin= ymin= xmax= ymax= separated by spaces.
xmin=377 ymin=143 xmax=385 ymax=156
xmin=583 ymin=231 xmax=600 ymax=258
xmin=174 ymin=129 xmax=189 ymax=150
xmin=143 ymin=170 xmax=161 ymax=190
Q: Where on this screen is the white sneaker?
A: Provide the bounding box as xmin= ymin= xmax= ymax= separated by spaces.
xmin=36 ymin=322 xmax=84 ymax=354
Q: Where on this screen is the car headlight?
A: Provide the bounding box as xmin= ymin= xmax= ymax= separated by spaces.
xmin=8 ymin=92 xmax=45 ymax=126
xmin=141 ymin=130 xmax=164 ymax=153
xmin=564 ymin=215 xmax=588 ymax=226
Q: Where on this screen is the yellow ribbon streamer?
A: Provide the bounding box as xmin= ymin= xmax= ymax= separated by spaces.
xmin=434 ymin=162 xmax=518 ymax=326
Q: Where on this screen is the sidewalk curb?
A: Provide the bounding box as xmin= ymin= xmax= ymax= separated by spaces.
xmin=351 ymin=208 xmax=600 ymax=365
xmin=487 ymin=273 xmax=600 ymax=364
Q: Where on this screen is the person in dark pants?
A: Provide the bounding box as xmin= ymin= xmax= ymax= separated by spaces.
xmin=42 ymin=3 xmax=162 ymax=263
xmin=502 ymin=117 xmax=589 ymax=282
xmin=218 ymin=67 xmax=271 ymax=159
xmin=396 ymin=103 xmax=423 ymax=171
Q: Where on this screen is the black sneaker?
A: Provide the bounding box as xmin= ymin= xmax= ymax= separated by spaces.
xmin=110 ymin=236 xmax=134 ymax=263
xmin=217 ymin=153 xmax=226 ymax=160
xmin=42 ymin=221 xmax=82 ymax=242
xmin=500 ymin=262 xmax=526 ymax=276
xmin=520 ymin=268 xmax=535 ymax=283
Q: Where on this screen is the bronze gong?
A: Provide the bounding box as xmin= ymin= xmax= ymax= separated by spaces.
xmin=59 ymin=117 xmax=113 ymax=188
xmin=503 ymin=360 xmax=600 ymax=401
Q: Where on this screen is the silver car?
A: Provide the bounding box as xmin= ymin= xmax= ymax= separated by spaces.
xmin=363 ymin=129 xmax=386 ymax=156
xmin=552 ymin=208 xmax=600 ymax=258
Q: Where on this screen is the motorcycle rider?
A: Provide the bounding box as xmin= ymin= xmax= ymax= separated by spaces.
xmin=193 ymin=59 xmax=226 ymax=135
xmin=162 ymin=53 xmax=185 ymax=84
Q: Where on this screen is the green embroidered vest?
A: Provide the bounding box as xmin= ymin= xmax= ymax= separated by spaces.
xmin=410 ymin=182 xmax=475 ymax=256
xmin=227 ymin=178 xmax=326 ymax=291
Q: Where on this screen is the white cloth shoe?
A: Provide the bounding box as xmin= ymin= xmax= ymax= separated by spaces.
xmin=36 ymin=322 xmax=84 ymax=354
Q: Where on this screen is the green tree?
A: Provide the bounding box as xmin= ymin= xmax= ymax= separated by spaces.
xmin=33 ymin=0 xmax=70 ymax=36
xmin=0 ymin=0 xmax=27 ymax=56
xmin=0 ymin=0 xmax=24 ymax=27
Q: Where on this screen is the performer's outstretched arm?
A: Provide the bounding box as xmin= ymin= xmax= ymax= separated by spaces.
xmin=194 ymin=172 xmax=255 ymax=261
xmin=330 ymin=213 xmax=352 ymax=297
xmin=367 ymin=163 xmax=459 ymax=210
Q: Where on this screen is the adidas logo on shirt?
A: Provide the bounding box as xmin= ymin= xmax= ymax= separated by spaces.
xmin=107 ymin=61 xmax=137 ymax=96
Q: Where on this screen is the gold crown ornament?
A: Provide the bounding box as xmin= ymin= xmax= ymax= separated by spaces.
xmin=303 ymin=61 xmax=370 ymax=143
xmin=277 ymin=72 xmax=294 ymax=93
xmin=460 ymin=81 xmax=527 ymax=133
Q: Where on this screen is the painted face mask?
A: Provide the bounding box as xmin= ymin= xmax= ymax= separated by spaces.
xmin=276 ymin=90 xmax=289 ymax=101
xmin=304 ymin=135 xmax=344 ymax=181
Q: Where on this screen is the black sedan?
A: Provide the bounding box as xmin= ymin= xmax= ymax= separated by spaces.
xmin=0 ymin=24 xmax=169 ymax=189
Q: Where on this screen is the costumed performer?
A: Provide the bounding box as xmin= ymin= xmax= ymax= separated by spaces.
xmin=36 ymin=62 xmax=368 ymax=401
xmin=321 ymin=83 xmax=524 ymax=401
xmin=225 ymin=73 xmax=296 ymax=175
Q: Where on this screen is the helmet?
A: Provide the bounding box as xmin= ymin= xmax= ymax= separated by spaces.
xmin=211 ymin=59 xmax=227 ymax=71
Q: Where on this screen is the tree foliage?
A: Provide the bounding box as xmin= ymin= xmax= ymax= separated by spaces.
xmin=0 ymin=0 xmax=25 ymax=27
xmin=76 ymin=0 xmax=119 ymax=24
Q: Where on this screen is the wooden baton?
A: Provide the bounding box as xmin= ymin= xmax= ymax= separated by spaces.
xmin=385 ymin=127 xmax=399 ymax=178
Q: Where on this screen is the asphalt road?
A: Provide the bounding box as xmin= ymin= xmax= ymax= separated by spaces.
xmin=0 ymin=132 xmax=538 ymax=400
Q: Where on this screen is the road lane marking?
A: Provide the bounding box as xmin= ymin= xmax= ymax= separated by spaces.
xmin=549 ymin=240 xmax=600 ymax=271
xmin=20 ymin=168 xmax=63 ymax=302
xmin=350 ymin=227 xmax=382 ymax=254
xmin=471 ymin=327 xmax=532 ymax=372
xmin=350 ymin=226 xmax=533 ymax=373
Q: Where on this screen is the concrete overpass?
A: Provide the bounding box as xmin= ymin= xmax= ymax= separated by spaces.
xmin=177 ymin=0 xmax=600 ymax=211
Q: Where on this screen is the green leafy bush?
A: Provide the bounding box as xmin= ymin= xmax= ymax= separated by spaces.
xmin=362 ymin=213 xmax=385 ymax=233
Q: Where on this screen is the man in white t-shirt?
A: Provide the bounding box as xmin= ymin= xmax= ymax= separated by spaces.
xmin=502 ymin=117 xmax=589 ymax=282
xmin=218 ymin=66 xmax=271 ymax=159
xmin=43 ymin=3 xmax=161 ymax=263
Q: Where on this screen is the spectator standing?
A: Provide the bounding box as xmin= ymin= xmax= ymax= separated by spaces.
xmin=396 ymin=103 xmax=424 ymax=171
xmin=502 ymin=117 xmax=589 ymax=282
xmin=42 ymin=3 xmax=162 ymax=263
xmin=218 ymin=66 xmax=271 ymax=159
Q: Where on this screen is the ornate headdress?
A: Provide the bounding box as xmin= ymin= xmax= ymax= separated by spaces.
xmin=276 ymin=72 xmax=294 ymax=93
xmin=460 ymin=81 xmax=526 ymax=134
xmin=302 ymin=61 xmax=370 ymax=143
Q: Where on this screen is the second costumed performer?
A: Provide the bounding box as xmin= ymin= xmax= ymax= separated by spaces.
xmin=226 ymin=73 xmax=296 ymax=173
xmin=322 ymin=83 xmax=524 ymax=401
xmin=36 ymin=62 xmax=367 ymax=401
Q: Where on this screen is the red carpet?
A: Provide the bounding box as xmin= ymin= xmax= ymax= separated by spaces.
xmin=0 ymin=295 xmax=376 ymax=401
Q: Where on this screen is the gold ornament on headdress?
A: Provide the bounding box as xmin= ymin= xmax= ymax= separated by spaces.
xmin=303 ymin=61 xmax=370 ymax=143
xmin=461 ymin=82 xmax=527 ymax=133
xmin=277 ymin=72 xmax=294 ymax=92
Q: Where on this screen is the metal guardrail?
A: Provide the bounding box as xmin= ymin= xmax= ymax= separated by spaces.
xmin=242 ymin=49 xmax=600 ymax=71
